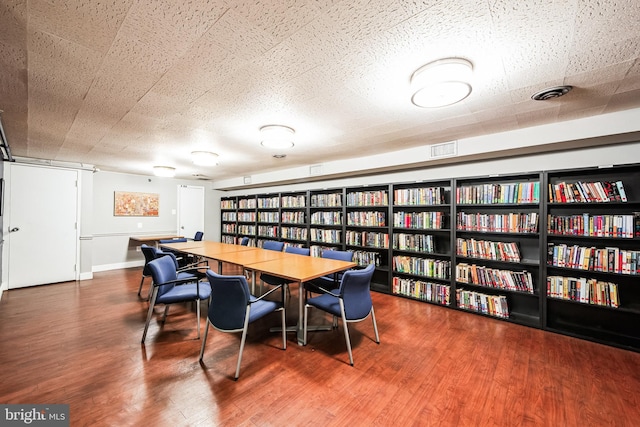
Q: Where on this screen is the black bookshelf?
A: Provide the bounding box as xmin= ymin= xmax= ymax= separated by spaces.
xmin=219 ymin=163 xmax=640 ymax=352
xmin=545 ymin=164 xmax=640 ymax=351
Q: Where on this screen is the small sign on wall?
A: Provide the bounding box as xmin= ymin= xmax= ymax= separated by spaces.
xmin=114 ymin=191 xmax=159 ymax=216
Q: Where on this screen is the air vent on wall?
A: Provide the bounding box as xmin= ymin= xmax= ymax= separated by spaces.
xmin=430 ymin=141 xmax=457 ymax=159
xmin=309 ymin=165 xmax=323 ymax=176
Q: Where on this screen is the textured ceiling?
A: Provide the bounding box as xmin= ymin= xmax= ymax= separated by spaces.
xmin=1 ymin=0 xmax=639 ymax=182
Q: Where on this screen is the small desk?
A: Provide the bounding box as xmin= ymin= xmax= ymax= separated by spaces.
xmin=130 ymin=235 xmax=183 ymax=247
xmin=248 ymin=256 xmax=356 ymax=344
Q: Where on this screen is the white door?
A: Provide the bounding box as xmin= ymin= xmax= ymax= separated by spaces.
xmin=7 ymin=164 xmax=78 ymax=288
xmin=177 ymin=185 xmax=204 ymax=240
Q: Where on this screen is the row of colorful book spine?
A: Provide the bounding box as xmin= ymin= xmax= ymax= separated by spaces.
xmin=456 ymin=238 xmax=521 ymax=262
xmin=393 ymin=211 xmax=445 ymax=229
xmin=456 ymin=212 xmax=539 ymax=233
xmin=456 ymin=288 xmax=510 ymax=318
xmin=392 ymin=277 xmax=450 ymax=305
xmin=392 ymin=256 xmax=450 ymax=279
xmin=456 ymin=182 xmax=540 ymax=205
xmin=281 ymin=195 xmax=306 ymax=207
xmin=350 ymin=250 xmax=381 ymax=266
xmin=257 ymin=197 xmax=279 ymax=208
xmin=456 ymin=263 xmax=534 ymax=293
xmin=281 ymin=211 xmax=305 ymax=224
xmin=238 ymin=225 xmax=256 ymax=235
xmin=549 ymin=180 xmax=627 ymax=203
xmin=310 ymin=228 xmax=341 ymax=244
xmin=345 ymin=231 xmax=389 ymax=248
xmin=311 ymin=211 xmax=342 ymax=225
xmin=222 ymin=212 xmax=236 ymax=221
xmin=238 ymin=199 xmax=257 ymax=209
xmin=547 ymin=244 xmax=640 ymax=275
xmin=393 ymin=233 xmax=436 ymax=253
xmin=311 ymin=193 xmax=342 ymax=207
xmin=547 ymin=275 xmax=619 ymax=307
xmin=258 ymin=212 xmax=279 ymax=223
xmin=238 ymin=212 xmax=256 ymax=222
xmin=393 ymin=187 xmax=446 ymax=206
xmin=347 ymin=211 xmax=386 ymax=226
xmin=346 ymin=191 xmax=389 ymax=207
xmin=221 ymin=200 xmax=236 ymax=210
xmin=547 ymin=213 xmax=638 ymax=238
xmin=281 ymin=227 xmax=307 ymax=240
xmin=258 ymin=226 xmax=278 ymax=237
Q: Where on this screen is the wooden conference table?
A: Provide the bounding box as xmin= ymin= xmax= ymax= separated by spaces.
xmin=130 ymin=235 xmax=183 ymax=248
xmin=161 ymin=241 xmax=356 ymax=344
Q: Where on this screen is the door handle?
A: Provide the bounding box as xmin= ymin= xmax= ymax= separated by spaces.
xmin=9 ymin=227 xmax=19 ymax=233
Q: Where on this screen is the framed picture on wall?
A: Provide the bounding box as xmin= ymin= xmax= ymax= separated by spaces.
xmin=114 ymin=191 xmax=159 ymax=216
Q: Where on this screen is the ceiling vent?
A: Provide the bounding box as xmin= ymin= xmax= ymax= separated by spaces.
xmin=531 ymin=85 xmax=573 ymax=101
xmin=191 ymin=173 xmax=210 ymax=180
xmin=430 ymin=141 xmax=457 ymax=159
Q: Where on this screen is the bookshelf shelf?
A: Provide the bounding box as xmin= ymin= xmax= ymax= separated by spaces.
xmin=220 ymin=163 xmax=640 ymax=351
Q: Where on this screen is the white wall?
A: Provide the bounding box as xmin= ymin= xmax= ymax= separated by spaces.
xmin=220 ymin=141 xmax=640 ymax=198
xmin=91 ymin=172 xmax=213 ymax=271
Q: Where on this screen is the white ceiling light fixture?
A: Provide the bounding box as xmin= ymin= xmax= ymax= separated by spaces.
xmin=153 ymin=166 xmax=176 ymax=177
xmin=260 ymin=125 xmax=295 ymax=149
xmin=191 ymin=151 xmax=219 ymax=166
xmin=411 ymin=58 xmax=473 ymax=108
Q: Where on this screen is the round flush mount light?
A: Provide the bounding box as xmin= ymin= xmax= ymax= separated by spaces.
xmin=411 ymin=58 xmax=473 ymax=108
xmin=191 ymin=151 xmax=219 ymax=166
xmin=260 ymin=125 xmax=295 ymax=149
xmin=531 ymin=85 xmax=573 ymax=101
xmin=153 ymin=166 xmax=176 ymax=177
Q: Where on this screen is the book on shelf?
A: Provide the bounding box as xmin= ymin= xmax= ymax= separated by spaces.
xmin=547 ymin=243 xmax=640 ymax=275
xmin=549 ymin=180 xmax=628 ymax=203
xmin=547 ymin=275 xmax=619 ymax=307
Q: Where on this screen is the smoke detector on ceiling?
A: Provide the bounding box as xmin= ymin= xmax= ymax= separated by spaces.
xmin=531 ymin=85 xmax=573 ymax=101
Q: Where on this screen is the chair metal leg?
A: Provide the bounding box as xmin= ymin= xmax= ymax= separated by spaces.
xmin=138 ymin=275 xmax=147 ymax=296
xmin=199 ymin=319 xmax=210 ymax=361
xmin=235 ymin=308 xmax=252 ymax=380
xmin=370 ymin=306 xmax=380 ymax=343
xmin=142 ymin=289 xmax=158 ymax=343
xmin=196 ymin=299 xmax=201 ymax=339
xmin=339 ymin=299 xmax=354 ymax=366
xmin=279 ymin=307 xmax=287 ymax=350
xmin=161 ymin=305 xmax=170 ymax=322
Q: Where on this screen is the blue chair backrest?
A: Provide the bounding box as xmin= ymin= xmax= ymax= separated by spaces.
xmin=322 ymin=250 xmax=353 ymax=280
xmin=322 ymin=249 xmax=353 ymax=262
xmin=263 ymin=240 xmax=284 ymax=251
xmin=206 ymin=270 xmax=251 ymax=331
xmin=141 ymin=244 xmax=157 ymax=274
xmin=339 ymin=264 xmax=375 ymax=320
xmin=285 ymin=246 xmax=310 ymax=256
xmin=153 ymin=248 xmax=179 ymax=269
xmin=240 ymin=237 xmax=249 ymax=246
xmin=194 ymin=231 xmax=204 ymax=241
xmin=148 ymin=255 xmax=179 ymax=297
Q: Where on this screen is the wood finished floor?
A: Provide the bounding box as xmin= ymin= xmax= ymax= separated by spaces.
xmin=1 ymin=266 xmax=640 ymax=426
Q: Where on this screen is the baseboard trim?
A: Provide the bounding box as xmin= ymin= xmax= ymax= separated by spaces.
xmin=93 ymin=260 xmax=144 ymax=273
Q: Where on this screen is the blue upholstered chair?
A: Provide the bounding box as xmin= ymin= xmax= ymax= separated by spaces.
xmin=158 ymin=238 xmax=189 ymax=266
xmin=193 ymin=231 xmax=204 ymax=241
xmin=239 ymin=237 xmax=250 ymax=246
xmin=141 ymin=255 xmax=211 ymax=343
xmin=303 ymin=264 xmax=379 ymax=366
xmin=303 ymin=249 xmax=353 ymax=299
xmin=199 ymin=271 xmax=286 ymax=380
xmin=262 ymin=240 xmax=284 ymax=251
